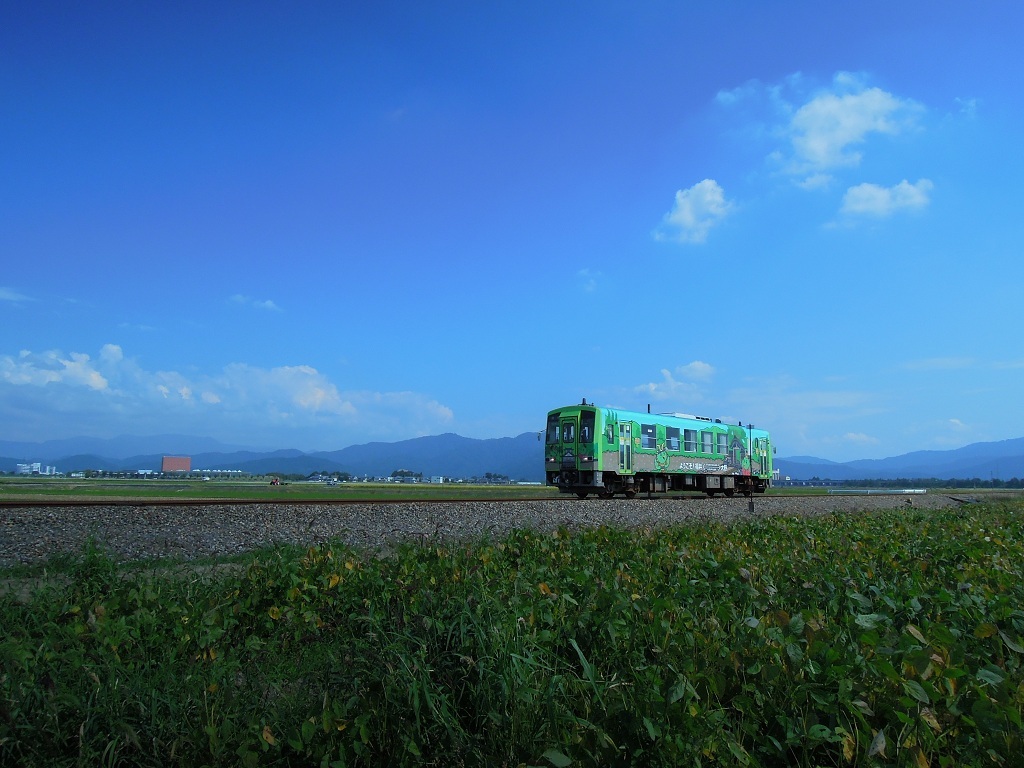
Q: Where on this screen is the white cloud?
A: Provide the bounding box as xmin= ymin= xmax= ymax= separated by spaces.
xmin=100 ymin=343 xmax=124 ymax=363
xmin=841 ymin=179 xmax=933 ymax=217
xmin=954 ymin=97 xmax=978 ymax=119
xmin=634 ymin=362 xmax=715 ymax=401
xmin=678 ymin=361 xmax=715 ymax=380
xmin=217 ymin=363 xmax=357 ymax=418
xmin=577 ymin=269 xmax=601 ymax=292
xmin=0 ymin=287 xmax=34 ymax=303
xmin=717 ymin=71 xmax=924 ymax=186
xmin=230 ymin=294 xmax=282 ymax=312
xmin=655 ymin=179 xmax=733 ymax=244
xmin=903 ymin=356 xmax=973 ymax=371
xmin=787 ymin=72 xmax=923 ymax=175
xmin=843 ymin=432 xmax=879 ymax=445
xmin=1 ymin=349 xmax=109 ymax=391
xmin=796 ymin=173 xmax=833 ymax=191
xmin=0 ymin=344 xmax=455 ymax=446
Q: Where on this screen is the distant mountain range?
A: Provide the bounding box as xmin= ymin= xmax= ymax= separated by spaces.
xmin=775 ymin=437 xmax=1024 ymax=482
xmin=3 ymin=433 xmax=1024 ymax=482
xmin=0 ymin=433 xmax=546 ymax=481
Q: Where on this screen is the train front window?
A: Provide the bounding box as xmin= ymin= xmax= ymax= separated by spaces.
xmin=580 ymin=412 xmax=595 ymax=443
xmin=562 ymin=423 xmax=575 ymax=443
xmin=546 ymin=414 xmax=560 ymax=444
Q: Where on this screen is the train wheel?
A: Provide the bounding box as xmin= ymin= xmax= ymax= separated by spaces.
xmin=625 ymin=489 xmax=636 ymax=499
xmin=576 ymin=491 xmax=589 ymax=499
xmin=725 ymin=489 xmax=735 ymax=497
xmin=598 ymin=491 xmax=614 ymax=499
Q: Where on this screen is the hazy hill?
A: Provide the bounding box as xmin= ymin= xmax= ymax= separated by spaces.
xmin=312 ymin=433 xmax=542 ymax=480
xmin=0 ymin=434 xmax=545 ymax=480
xmin=0 ymin=434 xmax=255 ymax=462
xmin=4 ymin=432 xmax=1024 ymax=483
xmin=777 ymin=437 xmax=1024 ymax=481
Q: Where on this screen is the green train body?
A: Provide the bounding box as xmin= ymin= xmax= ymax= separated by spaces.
xmin=545 ymin=401 xmax=773 ymax=498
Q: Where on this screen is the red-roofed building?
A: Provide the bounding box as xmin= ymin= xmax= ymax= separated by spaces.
xmin=161 ymin=456 xmax=191 ymax=473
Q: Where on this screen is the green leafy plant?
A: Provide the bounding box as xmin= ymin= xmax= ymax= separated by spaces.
xmin=2 ymin=502 xmax=1022 ymax=766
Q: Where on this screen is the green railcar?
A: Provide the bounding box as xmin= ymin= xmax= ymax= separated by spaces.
xmin=545 ymin=400 xmax=773 ymax=498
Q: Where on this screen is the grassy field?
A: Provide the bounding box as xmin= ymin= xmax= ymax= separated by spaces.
xmin=1 ymin=476 xmax=949 ymax=503
xmin=2 ymin=501 xmax=1022 ymax=767
xmin=0 ymin=477 xmax=554 ymax=503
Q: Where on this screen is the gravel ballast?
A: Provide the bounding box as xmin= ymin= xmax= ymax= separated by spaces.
xmin=0 ymin=493 xmax=968 ymax=567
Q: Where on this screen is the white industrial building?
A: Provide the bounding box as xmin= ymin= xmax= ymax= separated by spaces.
xmin=15 ymin=462 xmax=58 ymax=476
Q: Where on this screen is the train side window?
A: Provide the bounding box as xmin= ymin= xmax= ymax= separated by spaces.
xmin=580 ymin=412 xmax=595 ymax=443
xmin=666 ymin=427 xmax=680 ymax=451
xmin=684 ymin=429 xmax=697 ymax=452
xmin=701 ymin=431 xmax=714 ymax=454
xmin=546 ymin=414 xmax=560 ymax=444
xmin=716 ymin=432 xmax=727 ymax=455
xmin=605 ymin=425 xmax=615 ymax=443
xmin=641 ymin=423 xmax=656 ymax=449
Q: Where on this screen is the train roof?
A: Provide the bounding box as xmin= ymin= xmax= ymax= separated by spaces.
xmin=547 ymin=403 xmax=770 ymax=435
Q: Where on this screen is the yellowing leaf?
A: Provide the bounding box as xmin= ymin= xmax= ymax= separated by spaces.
xmin=262 ymin=725 xmax=276 ymax=745
xmin=538 ymin=582 xmax=551 ymax=595
xmin=975 ymin=622 xmax=998 ymax=639
xmin=268 ymin=606 xmax=281 ymax=620
xmin=905 ymin=623 xmax=927 ymax=644
xmin=328 ymin=574 xmax=341 ymax=588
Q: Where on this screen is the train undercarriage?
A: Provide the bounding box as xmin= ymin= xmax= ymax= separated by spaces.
xmin=549 ymin=469 xmax=769 ymax=499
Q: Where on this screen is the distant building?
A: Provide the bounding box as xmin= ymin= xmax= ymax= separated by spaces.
xmin=161 ymin=456 xmax=191 ymax=473
xmin=15 ymin=462 xmax=57 ymax=476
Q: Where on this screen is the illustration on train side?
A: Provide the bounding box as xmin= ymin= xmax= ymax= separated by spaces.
xmin=545 ymin=400 xmax=773 ymax=498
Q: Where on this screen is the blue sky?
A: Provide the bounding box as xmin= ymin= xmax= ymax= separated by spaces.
xmin=2 ymin=2 xmax=1022 ymax=462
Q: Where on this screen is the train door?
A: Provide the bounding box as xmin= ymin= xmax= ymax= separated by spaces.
xmin=560 ymin=417 xmax=578 ymax=469
xmin=732 ymin=437 xmax=746 ymax=474
xmin=618 ymin=423 xmax=633 ymax=473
